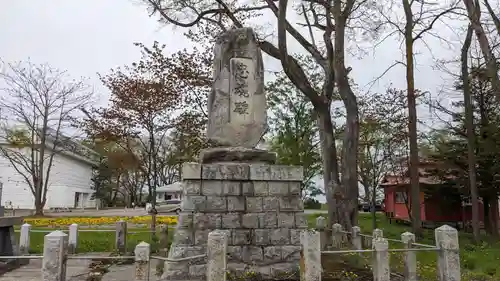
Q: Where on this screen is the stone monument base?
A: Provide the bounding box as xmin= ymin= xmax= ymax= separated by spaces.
xmin=199 ymin=147 xmax=277 ymax=164
xmin=163 ymin=162 xmax=305 ymax=281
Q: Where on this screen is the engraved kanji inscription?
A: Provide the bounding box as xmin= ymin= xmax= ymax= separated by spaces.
xmin=233 ymin=101 xmax=249 ymax=114
xmin=233 ymin=61 xmax=250 ymax=98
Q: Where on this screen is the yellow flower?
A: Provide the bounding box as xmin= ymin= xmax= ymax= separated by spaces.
xmin=24 ymin=216 xmax=177 ymax=227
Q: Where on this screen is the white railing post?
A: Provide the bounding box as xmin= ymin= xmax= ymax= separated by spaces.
xmin=373 ymin=238 xmax=390 ymax=281
xmin=316 ymin=216 xmax=327 ymax=250
xmin=435 ymin=225 xmax=460 ymax=281
xmin=301 ymin=230 xmax=321 ymax=281
xmin=207 ymin=230 xmax=228 ymax=281
xmin=68 ymin=223 xmax=78 ymax=254
xmin=115 ymin=220 xmax=127 ymax=254
xmin=19 ymin=223 xmax=31 ymax=255
xmin=351 ymin=226 xmax=361 ymax=250
xmin=19 ymin=223 xmax=31 ymax=265
xmin=401 ymin=232 xmax=417 ymax=281
xmin=332 ymin=223 xmax=343 ymax=249
xmin=42 ymin=230 xmax=68 ymax=281
xmin=134 ymin=242 xmax=150 ymax=281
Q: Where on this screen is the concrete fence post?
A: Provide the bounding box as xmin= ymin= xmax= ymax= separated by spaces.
xmin=19 ymin=223 xmax=31 ymax=265
xmin=19 ymin=223 xmax=31 ymax=255
xmin=300 ymin=230 xmax=321 ymax=281
xmin=42 ymin=230 xmax=68 ymax=281
xmin=315 ymin=216 xmax=327 ymax=250
xmin=156 ymin=225 xmax=169 ymax=275
xmin=207 ymin=230 xmax=228 ymax=281
xmin=368 ymin=229 xmax=383 ymax=249
xmin=435 ymin=225 xmax=460 ymax=281
xmin=68 ymin=224 xmax=78 ymax=254
xmin=371 ymin=229 xmax=384 ymax=277
xmin=351 ymin=226 xmax=361 ymax=250
xmin=373 ymin=238 xmax=390 ymax=281
xmin=134 ymin=242 xmax=150 ymax=281
xmin=401 ymin=232 xmax=417 ymax=281
xmin=332 ymin=223 xmax=343 ymax=249
xmin=115 ymin=220 xmax=127 ymax=254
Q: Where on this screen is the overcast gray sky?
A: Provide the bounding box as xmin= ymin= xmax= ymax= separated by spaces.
xmin=0 ymin=0 xmax=470 ymax=202
xmin=0 ymin=0 xmax=462 ymax=113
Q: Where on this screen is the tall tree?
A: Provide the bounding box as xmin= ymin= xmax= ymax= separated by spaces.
xmin=460 ymin=25 xmax=480 ymax=243
xmin=0 ymin=61 xmax=93 ymax=215
xmin=375 ymin=0 xmax=459 ymax=235
xmin=144 ymin=0 xmax=376 ymax=229
xmin=427 ymin=62 xmax=500 ymax=236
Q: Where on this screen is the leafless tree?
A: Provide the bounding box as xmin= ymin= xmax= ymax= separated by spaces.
xmin=460 ymin=25 xmax=481 ymax=243
xmin=373 ymin=0 xmax=460 ymax=236
xmin=0 ymin=61 xmax=94 ymax=215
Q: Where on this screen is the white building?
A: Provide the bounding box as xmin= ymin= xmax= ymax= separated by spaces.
xmin=0 ymin=130 xmax=99 ymax=210
xmin=156 ymin=182 xmax=183 ymax=203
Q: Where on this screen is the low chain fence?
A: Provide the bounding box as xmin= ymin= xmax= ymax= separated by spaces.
xmin=302 ymin=216 xmax=460 ymax=281
xmin=0 ymin=228 xmax=228 ymax=281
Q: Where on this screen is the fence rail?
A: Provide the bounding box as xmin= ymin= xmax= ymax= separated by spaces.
xmin=4 ymin=228 xmax=228 ymax=281
xmin=304 ymin=216 xmax=460 ymax=281
xmin=17 ymin=220 xmax=169 ymax=255
xmin=7 ymin=217 xmax=461 ymax=281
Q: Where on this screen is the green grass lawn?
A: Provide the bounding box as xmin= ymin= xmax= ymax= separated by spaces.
xmin=307 ymin=212 xmax=500 ymax=281
xmin=19 ymin=228 xmax=174 ymax=254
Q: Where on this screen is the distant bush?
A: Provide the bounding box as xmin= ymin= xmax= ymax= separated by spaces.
xmin=304 ymin=198 xmax=322 ymax=209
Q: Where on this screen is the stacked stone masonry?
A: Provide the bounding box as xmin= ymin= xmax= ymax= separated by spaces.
xmin=163 ymin=162 xmax=305 ymax=281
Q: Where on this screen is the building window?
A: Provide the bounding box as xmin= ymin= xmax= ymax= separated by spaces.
xmin=395 ymin=191 xmax=407 ymax=204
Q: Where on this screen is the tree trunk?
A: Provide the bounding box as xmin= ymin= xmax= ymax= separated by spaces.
xmin=483 ymin=196 xmax=491 ymax=234
xmin=461 ymin=25 xmax=480 ymax=244
xmin=316 ymin=103 xmax=341 ymax=232
xmin=403 ymin=0 xmax=422 ymax=237
xmin=334 ymin=9 xmax=360 ymax=230
xmin=371 ymin=184 xmax=377 ymax=229
xmin=34 ymin=195 xmax=43 ymax=216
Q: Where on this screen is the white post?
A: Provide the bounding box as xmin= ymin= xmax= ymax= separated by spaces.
xmin=373 ymin=238 xmax=390 ymax=281
xmin=401 ymin=232 xmax=417 ymax=281
xmin=316 ymin=216 xmax=327 ymax=250
xmin=42 ymin=230 xmax=68 ymax=281
xmin=68 ymin=224 xmax=78 ymax=254
xmin=134 ymin=242 xmax=150 ymax=281
xmin=207 ymin=230 xmax=228 ymax=281
xmin=19 ymin=223 xmax=31 ymax=255
xmin=115 ymin=220 xmax=127 ymax=254
xmin=351 ymin=226 xmax=361 ymax=250
xmin=332 ymin=223 xmax=343 ymax=249
xmin=435 ymin=225 xmax=460 ymax=281
xmin=300 ymin=230 xmax=321 ymax=281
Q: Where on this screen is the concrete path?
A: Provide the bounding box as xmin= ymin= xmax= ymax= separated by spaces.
xmin=0 ymin=254 xmax=165 ymax=281
xmin=0 ymin=253 xmax=110 ymax=281
xmin=102 ymin=263 xmax=161 ymax=281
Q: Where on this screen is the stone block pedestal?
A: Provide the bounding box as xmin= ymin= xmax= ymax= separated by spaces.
xmin=163 ymin=162 xmax=305 ymax=281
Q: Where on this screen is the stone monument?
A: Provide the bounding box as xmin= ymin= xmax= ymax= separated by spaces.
xmin=163 ymin=27 xmax=306 ymax=281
